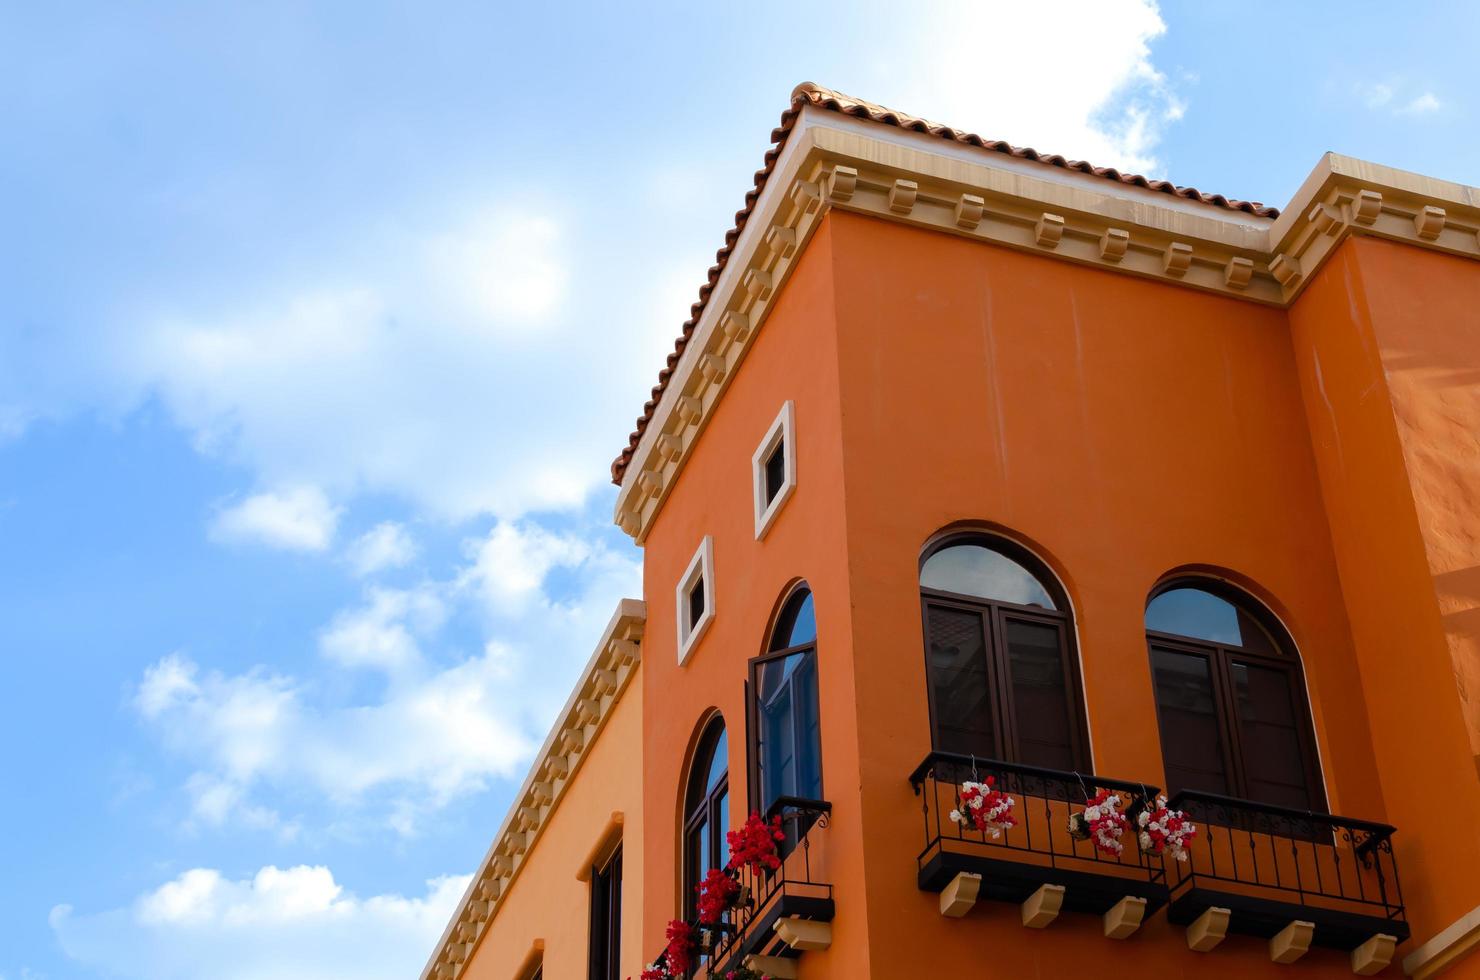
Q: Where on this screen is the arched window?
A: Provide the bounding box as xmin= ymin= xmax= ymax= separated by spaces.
xmin=1146 ymin=581 xmax=1325 ymax=812
xmin=682 ymin=717 xmax=729 ymax=920
xmin=750 ymin=587 xmax=823 ymax=813
xmin=919 ymin=535 xmax=1089 ymax=770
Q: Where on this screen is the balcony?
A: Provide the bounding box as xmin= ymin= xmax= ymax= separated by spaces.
xmin=706 ymin=797 xmax=835 ymax=978
xmin=1164 ymin=790 xmax=1407 ymax=968
xmin=910 ymin=752 xmax=1170 ymax=933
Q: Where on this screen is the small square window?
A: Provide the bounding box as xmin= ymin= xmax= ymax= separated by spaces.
xmin=752 ymin=400 xmax=797 ymax=540
xmin=676 ymin=536 xmax=715 ymax=665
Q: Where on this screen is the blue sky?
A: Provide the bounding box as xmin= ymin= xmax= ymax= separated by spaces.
xmin=2 ymin=2 xmax=1476 ymax=977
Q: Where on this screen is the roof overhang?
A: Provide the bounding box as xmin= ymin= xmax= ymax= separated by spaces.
xmin=420 ymin=599 xmax=646 ymax=980
xmin=613 ymin=106 xmax=1480 ymax=544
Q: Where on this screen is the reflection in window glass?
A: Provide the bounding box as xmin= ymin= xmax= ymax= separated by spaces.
xmin=1145 ymin=587 xmax=1242 ymax=645
xmin=757 ymin=649 xmax=822 ymax=806
xmin=925 ymin=604 xmax=995 ymax=758
xmin=755 ymin=589 xmax=823 ymax=819
xmin=921 ymin=544 xmax=1055 ymax=608
xmin=705 ymin=728 xmax=727 ymax=794
xmin=771 ymin=591 xmax=817 ymax=650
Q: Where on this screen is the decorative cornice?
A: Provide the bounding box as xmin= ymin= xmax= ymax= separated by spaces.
xmin=612 ymin=111 xmax=1480 ymax=544
xmin=1402 ymin=903 xmax=1480 ymax=978
xmin=420 ymin=600 xmax=646 ymax=980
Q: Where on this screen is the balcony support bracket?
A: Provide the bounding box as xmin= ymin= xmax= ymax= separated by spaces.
xmin=1021 ymin=884 xmax=1065 ymax=929
xmin=774 ymin=916 xmax=832 ymax=952
xmin=1187 ymin=906 xmax=1231 ymax=952
xmin=1104 ymin=895 xmax=1148 ymax=939
xmin=745 ymin=955 xmax=799 ymax=979
xmin=1270 ymin=920 xmax=1315 ymax=964
xmin=1352 ymin=934 xmax=1398 ymax=976
xmin=940 ymin=872 xmax=982 ymax=918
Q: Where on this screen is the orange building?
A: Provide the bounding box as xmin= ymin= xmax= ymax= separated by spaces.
xmin=422 ymin=84 xmax=1480 ymax=980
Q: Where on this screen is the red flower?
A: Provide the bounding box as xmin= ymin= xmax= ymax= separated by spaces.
xmin=662 ymin=918 xmax=697 ymax=975
xmin=695 ymin=867 xmax=741 ymax=925
xmin=726 ymin=811 xmax=786 ymax=876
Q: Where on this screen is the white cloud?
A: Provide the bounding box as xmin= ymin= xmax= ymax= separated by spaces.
xmin=1400 ymin=92 xmax=1441 ymax=116
xmin=1358 ymin=80 xmax=1443 ymax=118
xmin=459 ymin=520 xmax=592 ymax=615
xmin=319 ymin=585 xmax=445 ymax=672
xmin=210 ymin=486 xmax=340 ymax=552
xmin=135 ymin=645 xmax=533 ymax=831
xmin=135 ymin=518 xmax=640 ymax=835
xmin=109 ymin=204 xmax=620 ymax=524
xmin=346 ymin=521 xmax=417 ymax=576
xmin=1361 ymin=82 xmax=1395 ymax=109
xmin=427 ymin=209 xmax=568 ymax=324
xmin=51 ymin=865 xmax=468 ymax=980
xmin=853 ymin=0 xmax=1184 ymax=175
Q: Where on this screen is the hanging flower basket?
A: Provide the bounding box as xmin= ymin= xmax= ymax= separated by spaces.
xmin=1067 ymin=789 xmax=1129 ymax=856
xmin=657 ymin=919 xmax=697 ymax=976
xmin=696 ymin=867 xmax=747 ymax=926
xmin=1138 ymin=794 xmax=1198 ymax=862
xmin=948 ymin=776 xmax=1017 ymax=838
xmin=726 ymin=811 xmax=786 ymax=877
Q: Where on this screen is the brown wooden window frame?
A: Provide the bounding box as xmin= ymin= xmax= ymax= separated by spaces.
xmin=682 ymin=716 xmax=729 ymax=922
xmin=586 ymin=844 xmax=622 ymax=980
xmin=918 ymin=534 xmax=1092 ymax=771
xmin=1145 ymin=579 xmax=1327 ymax=814
xmin=747 ymin=585 xmax=824 ymax=819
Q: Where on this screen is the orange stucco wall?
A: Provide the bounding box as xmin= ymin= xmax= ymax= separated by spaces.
xmin=818 ymin=210 xmax=1383 ymax=977
xmin=639 ymin=217 xmax=874 ymax=978
xmin=463 ymin=668 xmax=644 ymax=980
xmin=466 ymin=216 xmax=1480 ymax=980
xmin=1289 ymin=235 xmax=1480 ymax=948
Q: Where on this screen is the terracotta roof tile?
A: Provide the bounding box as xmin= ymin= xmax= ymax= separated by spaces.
xmin=611 ymin=82 xmax=1278 ymax=485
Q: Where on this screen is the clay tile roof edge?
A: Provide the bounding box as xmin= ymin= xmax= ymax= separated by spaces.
xmin=610 ymin=82 xmax=1279 ymax=485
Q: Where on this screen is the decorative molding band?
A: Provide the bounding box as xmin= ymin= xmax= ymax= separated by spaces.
xmin=419 ymin=599 xmax=646 ymax=980
xmin=612 ymin=116 xmax=1480 ymax=544
xmin=1403 ymin=903 xmax=1480 ymax=978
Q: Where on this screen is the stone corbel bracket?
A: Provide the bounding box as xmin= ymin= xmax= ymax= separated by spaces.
xmin=1267 ymin=154 xmax=1480 ymax=304
xmin=419 ymin=599 xmax=646 ymax=980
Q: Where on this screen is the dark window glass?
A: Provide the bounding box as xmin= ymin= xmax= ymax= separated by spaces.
xmin=683 ymin=719 xmax=728 ymax=921
xmin=1003 ymin=618 xmax=1076 ymax=770
xmin=1145 ymin=584 xmax=1324 ymax=812
xmin=753 ymin=589 xmax=824 ymax=817
xmin=587 ymin=845 xmax=621 ymax=980
xmin=1233 ymin=662 xmax=1313 ymax=810
xmin=764 ymin=439 xmax=787 ymax=504
xmin=919 ymin=537 xmax=1088 ymax=770
xmin=1151 ymin=646 xmax=1231 ymax=795
xmin=924 ymin=603 xmax=995 ymax=758
xmin=921 ymin=544 xmax=1056 ymax=609
xmin=688 ymin=575 xmax=706 ymax=629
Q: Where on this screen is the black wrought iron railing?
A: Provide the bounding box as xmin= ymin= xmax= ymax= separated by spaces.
xmin=909 ymin=752 xmax=1168 ymax=912
xmin=706 ymin=797 xmax=834 ymax=974
xmin=1163 ymin=789 xmax=1407 ymax=944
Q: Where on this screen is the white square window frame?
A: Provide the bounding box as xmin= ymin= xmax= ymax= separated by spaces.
xmin=752 ymin=400 xmax=797 ymax=541
xmin=675 ymin=535 xmax=715 ymax=666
